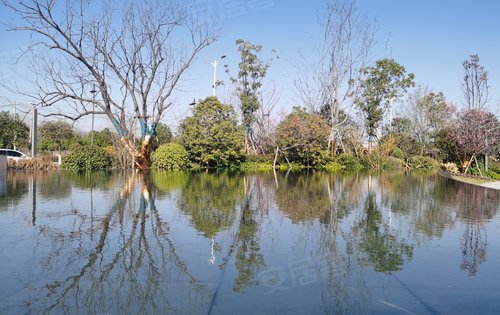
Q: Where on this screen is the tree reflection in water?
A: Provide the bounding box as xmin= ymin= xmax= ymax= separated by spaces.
xmin=232 ymin=175 xmax=265 ymax=293
xmin=443 ymin=181 xmax=497 ymax=276
xmin=0 ymin=172 xmax=29 ymax=209
xmin=353 ymin=193 xmax=414 ymax=273
xmin=178 ymin=171 xmax=243 ymax=238
xmin=24 ymin=172 xmax=212 ymax=314
xmin=1 ymin=171 xmax=499 ymax=314
xmin=275 ymin=171 xmax=332 ymax=222
xmin=178 ymin=172 xmax=267 ymax=293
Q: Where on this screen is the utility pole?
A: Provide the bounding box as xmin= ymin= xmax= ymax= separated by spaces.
xmin=31 ymin=105 xmax=37 ymax=158
xmin=90 ymin=85 xmax=97 ymax=145
xmin=211 ymin=55 xmax=226 ymax=97
xmin=13 ymin=101 xmax=17 ymax=150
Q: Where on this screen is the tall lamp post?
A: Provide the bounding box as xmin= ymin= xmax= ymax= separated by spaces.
xmin=31 ymin=103 xmax=37 ymax=158
xmin=89 ymin=85 xmax=97 ymax=145
xmin=211 ymin=55 xmax=226 ymax=97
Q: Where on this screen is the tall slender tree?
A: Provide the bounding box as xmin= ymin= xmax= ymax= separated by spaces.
xmin=3 ymin=0 xmax=218 ymax=169
xmin=462 ymin=54 xmax=489 ymax=110
xmin=355 ymin=58 xmax=414 ymax=152
xmin=226 ymin=39 xmax=275 ymax=154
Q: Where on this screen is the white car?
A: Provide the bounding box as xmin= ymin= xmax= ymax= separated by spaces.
xmin=0 ymin=149 xmax=30 ymax=161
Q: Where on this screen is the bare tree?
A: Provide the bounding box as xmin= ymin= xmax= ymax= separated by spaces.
xmin=253 ymin=83 xmax=280 ymax=154
xmin=3 ymin=0 xmax=218 ymax=168
xmin=403 ymin=86 xmax=453 ymax=155
xmin=294 ymin=0 xmax=375 ymax=155
xmin=462 ymin=54 xmax=489 ymax=110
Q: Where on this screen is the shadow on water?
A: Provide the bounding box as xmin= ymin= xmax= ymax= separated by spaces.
xmin=0 ymin=170 xmax=499 ymax=314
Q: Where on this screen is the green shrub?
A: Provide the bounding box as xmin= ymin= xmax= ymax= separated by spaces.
xmin=180 ymin=97 xmax=243 ymax=168
xmin=276 ymin=108 xmax=330 ymax=166
xmin=324 ymin=162 xmax=342 ymax=172
xmin=488 ymin=159 xmax=500 ymax=174
xmin=384 ymin=156 xmax=404 ymax=170
xmin=364 ymin=155 xmax=385 ymax=170
xmin=278 ymin=162 xmax=305 ymax=171
xmin=486 ymin=170 xmax=500 ymax=180
xmin=62 ymin=145 xmax=112 ymax=171
xmin=239 ymin=161 xmax=274 ymax=171
xmin=467 ymin=159 xmax=499 ymax=179
xmin=334 ymin=153 xmax=363 ymax=171
xmin=390 ymin=147 xmax=405 ymax=160
xmin=152 ymin=143 xmax=189 ymax=170
xmin=243 ymin=154 xmax=274 ymax=163
xmin=468 ymin=164 xmax=483 ymax=176
xmin=409 ymin=155 xmax=440 ymax=171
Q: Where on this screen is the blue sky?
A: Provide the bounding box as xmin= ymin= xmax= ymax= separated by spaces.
xmin=1 ymin=0 xmax=499 ymax=130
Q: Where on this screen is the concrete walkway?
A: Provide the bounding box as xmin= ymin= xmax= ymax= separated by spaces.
xmin=478 ymin=180 xmax=500 ymax=190
xmin=441 ymin=171 xmax=500 ymax=191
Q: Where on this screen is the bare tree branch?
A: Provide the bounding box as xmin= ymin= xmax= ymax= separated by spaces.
xmin=294 ymin=0 xmax=375 ymax=155
xmin=3 ymin=0 xmax=219 ymax=168
xmin=462 ymin=54 xmax=489 ymax=110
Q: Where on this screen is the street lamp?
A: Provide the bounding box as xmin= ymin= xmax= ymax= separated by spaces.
xmin=211 ymin=55 xmax=226 ymax=97
xmin=30 ymin=103 xmax=37 ymax=158
xmin=89 ymin=85 xmax=97 ymax=146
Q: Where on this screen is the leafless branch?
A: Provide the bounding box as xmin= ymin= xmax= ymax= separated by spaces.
xmin=294 ymin=0 xmax=375 ymax=153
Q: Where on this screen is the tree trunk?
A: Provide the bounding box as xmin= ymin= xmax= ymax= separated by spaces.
xmin=249 ymin=132 xmax=258 ymax=155
xmin=121 ymin=136 xmax=154 ymax=170
xmin=58 ymin=146 xmax=62 ymax=166
xmin=244 ymin=132 xmax=249 ymax=155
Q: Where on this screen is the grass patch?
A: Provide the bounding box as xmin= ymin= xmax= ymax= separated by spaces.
xmin=239 ymin=161 xmax=274 ymax=171
xmin=450 ymin=175 xmax=492 ymax=185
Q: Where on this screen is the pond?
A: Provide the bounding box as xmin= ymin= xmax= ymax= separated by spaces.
xmin=0 ymin=170 xmax=499 ymax=314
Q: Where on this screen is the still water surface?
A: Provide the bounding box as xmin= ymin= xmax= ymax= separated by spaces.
xmin=0 ymin=171 xmax=499 ymax=314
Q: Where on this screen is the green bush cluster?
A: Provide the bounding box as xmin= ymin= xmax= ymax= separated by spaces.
xmin=390 ymin=147 xmax=405 ymax=160
xmin=276 ymin=108 xmax=330 ymax=167
xmin=488 ymin=159 xmax=500 ymax=174
xmin=180 ymin=97 xmax=243 ymax=168
xmin=62 ymin=145 xmax=112 ymax=171
xmin=239 ymin=161 xmax=274 ymax=171
xmin=278 ymin=162 xmax=305 ymax=171
xmin=239 ymin=154 xmax=274 ymax=170
xmin=466 ymin=159 xmax=500 ymax=179
xmin=486 ymin=170 xmax=500 ymax=180
xmin=152 ymin=143 xmax=189 ymax=170
xmin=334 ymin=153 xmax=364 ymax=171
xmin=243 ymin=154 xmax=274 ymax=163
xmin=324 ymin=162 xmax=342 ymax=172
xmin=385 ymin=156 xmax=405 ymax=169
xmin=409 ymin=155 xmax=440 ymax=171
